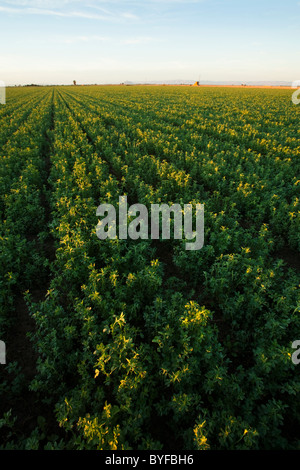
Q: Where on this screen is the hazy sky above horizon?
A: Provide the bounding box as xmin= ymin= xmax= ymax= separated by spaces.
xmin=0 ymin=0 xmax=299 ymax=85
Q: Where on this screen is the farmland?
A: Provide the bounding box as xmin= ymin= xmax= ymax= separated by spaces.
xmin=0 ymin=84 xmax=299 ymax=450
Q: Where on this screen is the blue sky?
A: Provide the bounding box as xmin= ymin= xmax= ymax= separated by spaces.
xmin=0 ymin=0 xmax=299 ymax=85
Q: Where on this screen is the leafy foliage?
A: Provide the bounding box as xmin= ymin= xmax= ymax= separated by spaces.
xmin=0 ymin=85 xmax=299 ymax=450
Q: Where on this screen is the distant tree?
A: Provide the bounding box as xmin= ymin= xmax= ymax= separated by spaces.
xmin=73 ymin=80 xmax=77 ymax=86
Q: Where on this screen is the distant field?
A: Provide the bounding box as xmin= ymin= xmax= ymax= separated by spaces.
xmin=0 ymin=85 xmax=299 ymax=450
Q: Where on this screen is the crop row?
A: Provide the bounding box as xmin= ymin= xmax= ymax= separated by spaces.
xmin=0 ymin=85 xmax=299 ymax=450
xmin=24 ymin=87 xmax=300 ymax=449
xmin=0 ymin=87 xmax=55 ymax=446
